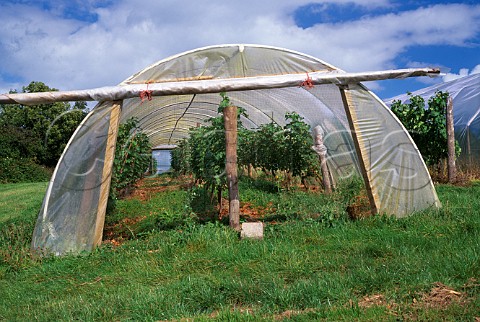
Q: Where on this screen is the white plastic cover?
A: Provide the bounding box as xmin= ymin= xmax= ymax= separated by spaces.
xmin=32 ymin=102 xmax=120 ymax=255
xmin=32 ymin=44 xmax=441 ymax=255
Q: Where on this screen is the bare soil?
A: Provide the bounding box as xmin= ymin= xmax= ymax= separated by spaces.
xmin=356 ymin=280 xmax=477 ymax=320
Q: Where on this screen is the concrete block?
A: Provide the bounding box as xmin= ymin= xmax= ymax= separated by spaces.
xmin=241 ymin=222 xmax=264 ymax=240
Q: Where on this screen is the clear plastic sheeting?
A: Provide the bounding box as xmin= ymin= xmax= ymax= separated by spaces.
xmin=32 ymin=102 xmax=120 ymax=255
xmin=344 ymin=84 xmax=440 ymax=216
xmin=30 ymin=44 xmax=441 ymax=255
xmin=123 ymin=44 xmax=336 ymax=83
xmin=385 ymin=73 xmax=480 ymax=166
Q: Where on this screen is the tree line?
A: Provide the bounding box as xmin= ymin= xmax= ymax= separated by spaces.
xmin=1 ymin=82 xmax=457 ymax=189
xmin=0 ymin=81 xmax=88 ymax=183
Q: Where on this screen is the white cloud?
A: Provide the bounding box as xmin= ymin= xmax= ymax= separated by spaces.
xmin=0 ymin=1 xmax=479 ymax=95
xmin=443 ymin=64 xmax=480 ymax=82
xmin=303 ymin=4 xmax=480 ymax=71
xmin=472 ymin=64 xmax=480 ymax=75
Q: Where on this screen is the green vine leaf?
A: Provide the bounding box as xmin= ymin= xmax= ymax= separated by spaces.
xmin=218 ymin=92 xmax=231 ymax=113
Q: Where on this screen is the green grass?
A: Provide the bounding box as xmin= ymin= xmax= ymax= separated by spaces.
xmin=0 ymin=178 xmax=479 ymax=321
xmin=0 ymin=182 xmax=48 ymax=223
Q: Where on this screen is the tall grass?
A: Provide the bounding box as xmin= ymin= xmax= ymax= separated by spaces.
xmin=0 ymin=182 xmax=48 ymax=274
xmin=0 ymin=179 xmax=478 ymax=321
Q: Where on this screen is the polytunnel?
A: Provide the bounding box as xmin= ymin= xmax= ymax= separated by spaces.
xmin=0 ymin=44 xmax=442 ymax=255
xmin=386 ymin=73 xmax=480 ymax=166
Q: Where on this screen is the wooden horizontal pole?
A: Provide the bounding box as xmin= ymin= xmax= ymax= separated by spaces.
xmin=0 ymin=68 xmax=440 ymax=105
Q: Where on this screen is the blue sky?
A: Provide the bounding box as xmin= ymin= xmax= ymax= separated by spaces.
xmin=0 ymin=0 xmax=479 ymax=100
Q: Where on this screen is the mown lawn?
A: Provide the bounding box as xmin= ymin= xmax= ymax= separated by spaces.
xmin=0 ymin=182 xmax=48 ymax=224
xmin=0 ymin=177 xmax=478 ymax=321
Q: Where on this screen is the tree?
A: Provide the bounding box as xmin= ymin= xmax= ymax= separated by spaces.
xmin=0 ymin=81 xmax=88 ymax=167
xmin=0 ymin=124 xmax=42 ymax=160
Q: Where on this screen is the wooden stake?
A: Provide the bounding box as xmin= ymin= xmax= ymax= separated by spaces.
xmin=224 ymin=105 xmax=240 ymax=231
xmin=93 ymin=101 xmax=122 ymax=247
xmin=467 ymin=126 xmax=471 ymax=166
xmin=446 ymin=97 xmax=456 ymax=183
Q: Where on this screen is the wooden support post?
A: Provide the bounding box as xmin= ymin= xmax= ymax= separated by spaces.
xmin=339 ymin=86 xmax=379 ymax=215
xmin=446 ymin=97 xmax=456 ymax=183
xmin=93 ymin=101 xmax=122 ymax=247
xmin=224 ymin=105 xmax=240 ymax=231
xmin=467 ymin=126 xmax=472 ymax=166
xmin=312 ymin=125 xmax=332 ymax=194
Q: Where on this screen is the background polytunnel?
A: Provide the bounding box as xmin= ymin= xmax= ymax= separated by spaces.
xmin=31 ymin=44 xmax=441 ymax=255
xmin=386 ymin=73 xmax=480 ymax=166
